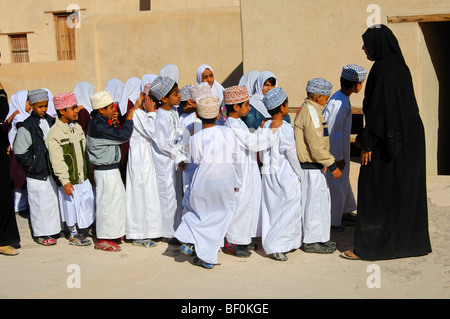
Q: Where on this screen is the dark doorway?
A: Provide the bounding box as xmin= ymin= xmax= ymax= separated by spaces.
xmin=420 ymin=22 xmax=450 ymax=175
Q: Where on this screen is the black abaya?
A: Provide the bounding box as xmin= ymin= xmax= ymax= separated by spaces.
xmin=0 ymin=89 xmax=21 ymax=248
xmin=354 ymin=25 xmax=432 ymax=260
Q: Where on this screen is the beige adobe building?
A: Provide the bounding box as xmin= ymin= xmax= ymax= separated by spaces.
xmin=0 ymin=0 xmax=449 ymax=175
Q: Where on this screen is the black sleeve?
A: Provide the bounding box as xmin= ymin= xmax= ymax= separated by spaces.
xmin=0 ymin=89 xmax=9 ymax=123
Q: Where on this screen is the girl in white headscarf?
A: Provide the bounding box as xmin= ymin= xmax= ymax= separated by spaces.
xmin=196 ymin=64 xmax=224 ymax=104
xmin=118 ymin=77 xmax=141 ymax=117
xmin=141 ymin=74 xmax=158 ymax=93
xmin=246 ymin=71 xmax=291 ymax=130
xmin=74 ymin=81 xmax=95 ymax=134
xmin=43 ymin=88 xmax=57 ymax=118
xmin=159 ymin=64 xmax=180 ymax=84
xmin=104 ymin=78 xmax=124 ymax=104
xmin=239 ymin=70 xmax=260 ymax=98
xmin=5 ymin=90 xmax=30 ymax=213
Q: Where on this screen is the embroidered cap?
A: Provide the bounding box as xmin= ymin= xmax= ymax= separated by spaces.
xmin=223 ymin=86 xmax=249 ymax=105
xmin=150 ymin=76 xmax=176 ymax=101
xmin=180 ymin=85 xmax=195 ymax=102
xmin=28 ymin=89 xmax=49 ymax=104
xmin=306 ymin=78 xmax=333 ymax=96
xmin=53 ymin=92 xmax=78 ymax=110
xmin=196 ymin=95 xmax=221 ymax=119
xmin=262 ymin=87 xmax=287 ymax=110
xmin=90 ymin=91 xmax=114 ymax=110
xmin=190 ymin=82 xmax=213 ymax=102
xmin=341 ymin=64 xmax=367 ymax=82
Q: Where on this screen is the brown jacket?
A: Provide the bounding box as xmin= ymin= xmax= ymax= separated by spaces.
xmin=294 ymin=98 xmax=336 ymax=170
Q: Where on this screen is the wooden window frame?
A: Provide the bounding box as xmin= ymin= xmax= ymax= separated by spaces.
xmin=9 ymin=33 xmax=30 ymax=63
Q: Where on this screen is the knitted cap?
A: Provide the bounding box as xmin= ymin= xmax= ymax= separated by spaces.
xmin=90 ymin=91 xmax=114 ymax=110
xmin=306 ymin=78 xmax=333 ymax=96
xmin=28 ymin=89 xmax=49 ymax=104
xmin=150 ymin=76 xmax=176 ymax=101
xmin=341 ymin=64 xmax=367 ymax=82
xmin=53 ymin=92 xmax=78 ymax=110
xmin=190 ymin=82 xmax=213 ymax=102
xmin=263 ymin=87 xmax=287 ymax=110
xmin=196 ymin=95 xmax=221 ymax=119
xmin=223 ymin=86 xmax=249 ymax=105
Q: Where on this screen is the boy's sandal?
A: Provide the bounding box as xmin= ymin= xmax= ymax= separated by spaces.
xmin=133 ymin=239 xmax=157 ymax=248
xmin=36 ymin=236 xmax=57 ymax=246
xmin=196 ymin=258 xmax=215 ymax=269
xmin=0 ymin=246 xmax=19 ymax=256
xmin=95 ymin=241 xmax=121 ymax=252
xmin=272 ymin=252 xmax=288 ymax=261
xmin=339 ymin=250 xmax=362 ymax=260
xmin=180 ymin=243 xmax=195 ymax=256
xmin=223 ymin=243 xmax=252 ymax=258
xmin=302 ymin=242 xmax=336 ymax=254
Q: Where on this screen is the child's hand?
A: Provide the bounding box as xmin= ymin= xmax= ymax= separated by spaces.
xmin=143 ymin=95 xmax=156 ymax=113
xmin=336 ymin=159 xmax=346 ymax=171
xmin=178 ymin=162 xmax=186 ymax=171
xmin=7 ymin=110 xmax=19 ymax=124
xmin=270 ymin=119 xmax=283 ymax=130
xmin=64 ymin=183 xmax=75 ymax=196
xmin=126 ymin=103 xmax=139 ymax=121
xmin=332 ymin=167 xmax=342 ymax=180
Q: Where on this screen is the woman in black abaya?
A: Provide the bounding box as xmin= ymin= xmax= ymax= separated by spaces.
xmin=342 ymin=25 xmax=432 ymax=260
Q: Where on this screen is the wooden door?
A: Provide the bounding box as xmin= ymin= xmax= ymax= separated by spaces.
xmin=54 ymin=13 xmax=76 ymax=60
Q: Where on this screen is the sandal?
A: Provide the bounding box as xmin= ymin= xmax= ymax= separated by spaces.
xmin=95 ymin=240 xmax=121 ymax=252
xmin=302 ymin=242 xmax=336 ymax=254
xmin=36 ymin=236 xmax=57 ymax=246
xmin=180 ymin=243 xmax=195 ymax=256
xmin=223 ymin=243 xmax=252 ymax=258
xmin=272 ymin=252 xmax=288 ymax=261
xmin=196 ymin=258 xmax=215 ymax=269
xmin=0 ymin=246 xmax=19 ymax=256
xmin=133 ymin=239 xmax=157 ymax=248
xmin=339 ymin=250 xmax=362 ymax=260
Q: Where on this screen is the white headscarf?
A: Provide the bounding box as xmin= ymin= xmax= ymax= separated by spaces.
xmin=159 ymin=64 xmax=180 ymax=84
xmin=196 ymin=64 xmax=224 ymax=104
xmin=74 ymin=81 xmax=95 ymax=113
xmin=118 ymin=77 xmax=141 ymax=115
xmin=8 ymin=90 xmax=30 ymax=146
xmin=249 ymin=71 xmax=277 ymax=119
xmin=141 ymin=74 xmax=158 ymax=93
xmin=239 ymin=70 xmax=260 ymax=97
xmin=43 ymin=88 xmax=57 ymax=118
xmin=104 ymin=78 xmax=125 ymax=104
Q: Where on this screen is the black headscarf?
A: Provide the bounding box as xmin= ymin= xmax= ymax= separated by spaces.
xmin=361 ymin=24 xmax=420 ymax=158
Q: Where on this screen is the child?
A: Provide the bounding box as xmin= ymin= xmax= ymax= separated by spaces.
xmin=260 ymin=87 xmax=303 ymax=261
xmin=7 ymin=90 xmax=31 ymax=214
xmin=196 ymin=65 xmax=226 ymax=124
xmin=46 ymin=92 xmax=95 ymax=246
xmin=178 ymin=83 xmax=206 ymax=216
xmin=86 ymin=91 xmax=137 ymax=252
xmin=223 ymin=85 xmax=279 ymax=258
xmin=294 ymin=78 xmax=341 ymax=254
xmin=126 ymin=92 xmax=162 ymax=248
xmin=323 ymin=65 xmax=366 ymax=231
xmin=14 ymin=89 xmax=61 ymax=246
xmin=246 ymin=71 xmax=291 ymax=131
xmin=150 ymin=76 xmax=187 ymax=243
xmin=174 ymin=95 xmax=242 ymax=269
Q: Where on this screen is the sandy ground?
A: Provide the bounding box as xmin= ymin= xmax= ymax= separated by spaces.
xmin=1 ymin=160 xmax=449 ymax=301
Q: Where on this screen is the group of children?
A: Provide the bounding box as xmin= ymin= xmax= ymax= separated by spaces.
xmin=5 ymin=63 xmax=367 ymax=268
